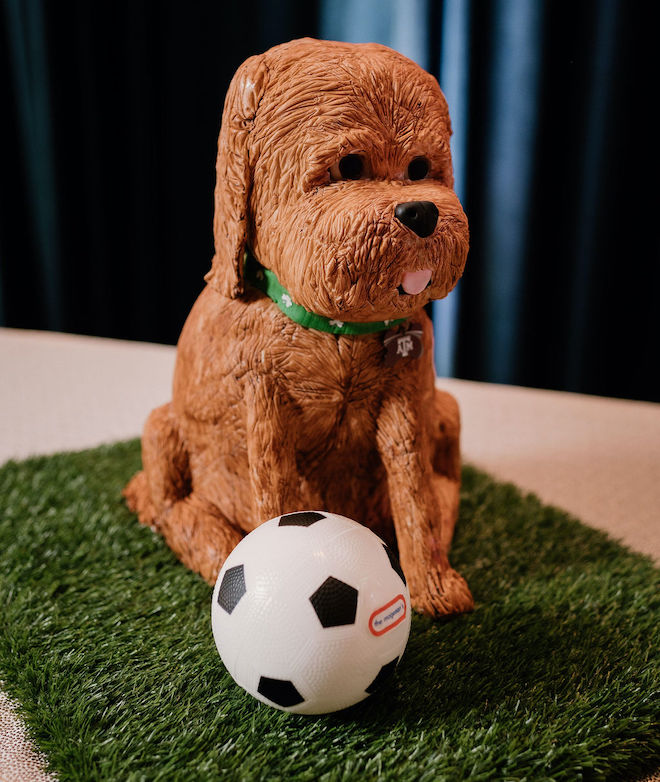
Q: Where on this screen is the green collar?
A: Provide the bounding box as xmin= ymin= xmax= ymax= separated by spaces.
xmin=244 ymin=251 xmax=408 ymax=336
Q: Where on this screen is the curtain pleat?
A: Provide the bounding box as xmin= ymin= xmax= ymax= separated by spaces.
xmin=479 ymin=0 xmax=543 ymax=383
xmin=3 ymin=0 xmax=62 ymax=330
xmin=564 ymin=0 xmax=619 ymax=390
xmin=433 ymin=0 xmax=471 ymax=378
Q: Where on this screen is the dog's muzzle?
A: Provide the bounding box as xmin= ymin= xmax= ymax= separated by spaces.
xmin=394 ymin=201 xmax=439 ymax=296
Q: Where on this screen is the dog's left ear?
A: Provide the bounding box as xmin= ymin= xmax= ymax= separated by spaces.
xmin=205 ymin=54 xmax=269 ymax=298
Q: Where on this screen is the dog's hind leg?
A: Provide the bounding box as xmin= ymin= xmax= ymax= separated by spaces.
xmin=429 ymin=387 xmax=462 ymax=550
xmin=124 ymin=403 xmax=243 ymax=583
xmin=124 ymin=403 xmax=190 ymax=528
xmin=154 ymin=493 xmax=244 ymax=584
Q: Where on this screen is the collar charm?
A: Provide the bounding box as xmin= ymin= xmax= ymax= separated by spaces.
xmin=383 ymin=322 xmax=424 ymax=366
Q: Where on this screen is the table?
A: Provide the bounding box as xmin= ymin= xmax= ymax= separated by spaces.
xmin=2 ymin=328 xmax=659 ymax=781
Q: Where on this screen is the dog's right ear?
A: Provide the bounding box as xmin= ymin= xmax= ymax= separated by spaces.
xmin=205 ymin=54 xmax=268 ymax=298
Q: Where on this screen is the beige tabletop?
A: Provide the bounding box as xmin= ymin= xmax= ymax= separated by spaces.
xmin=1 ymin=327 xmax=659 ymax=781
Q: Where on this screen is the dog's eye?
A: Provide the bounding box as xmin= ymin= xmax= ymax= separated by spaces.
xmin=338 ymin=154 xmax=363 ymax=179
xmin=330 ymin=154 xmax=365 ymax=181
xmin=407 ymin=157 xmax=430 ymax=180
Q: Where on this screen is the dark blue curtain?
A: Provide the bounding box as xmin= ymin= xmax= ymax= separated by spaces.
xmin=2 ymin=0 xmax=657 ymax=401
xmin=0 ymin=0 xmax=318 ymax=345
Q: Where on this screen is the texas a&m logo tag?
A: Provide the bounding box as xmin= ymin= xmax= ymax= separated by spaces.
xmin=383 ymin=322 xmax=424 ymax=367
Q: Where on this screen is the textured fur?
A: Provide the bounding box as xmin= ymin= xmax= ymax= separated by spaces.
xmin=124 ymin=38 xmax=473 ymax=617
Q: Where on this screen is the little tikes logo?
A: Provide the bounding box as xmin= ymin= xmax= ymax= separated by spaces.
xmin=368 ymin=594 xmax=407 ymax=636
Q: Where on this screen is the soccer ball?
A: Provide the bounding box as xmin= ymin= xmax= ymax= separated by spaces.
xmin=211 ymin=511 xmax=411 ymax=714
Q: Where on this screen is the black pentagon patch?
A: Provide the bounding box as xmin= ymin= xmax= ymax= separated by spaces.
xmin=257 ymin=676 xmax=304 ymax=707
xmin=310 ymin=576 xmax=358 ymax=627
xmin=278 ymin=511 xmax=326 ymax=527
xmin=216 ymin=564 xmax=246 ymax=614
xmin=383 ymin=544 xmax=407 ymax=586
xmin=365 ymin=657 xmax=399 ymax=694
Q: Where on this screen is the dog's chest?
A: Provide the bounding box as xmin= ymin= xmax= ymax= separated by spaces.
xmin=287 ymin=334 xmax=385 ymax=448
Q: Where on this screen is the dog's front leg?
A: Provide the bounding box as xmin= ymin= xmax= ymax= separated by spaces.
xmin=376 ymin=392 xmax=474 ymax=618
xmin=245 ymin=376 xmax=316 ymax=520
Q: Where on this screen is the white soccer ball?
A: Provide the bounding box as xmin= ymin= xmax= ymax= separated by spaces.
xmin=211 ymin=511 xmax=411 ymax=714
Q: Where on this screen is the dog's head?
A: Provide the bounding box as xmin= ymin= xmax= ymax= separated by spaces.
xmin=206 ymin=38 xmax=469 ymax=322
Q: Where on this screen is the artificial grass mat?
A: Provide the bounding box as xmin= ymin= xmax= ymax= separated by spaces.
xmin=0 ymin=441 xmax=658 ymax=782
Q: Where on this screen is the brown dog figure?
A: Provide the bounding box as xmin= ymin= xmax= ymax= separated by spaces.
xmin=124 ymin=38 xmax=473 ymax=618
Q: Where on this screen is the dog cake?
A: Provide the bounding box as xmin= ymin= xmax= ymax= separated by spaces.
xmin=124 ymin=38 xmax=473 ymax=618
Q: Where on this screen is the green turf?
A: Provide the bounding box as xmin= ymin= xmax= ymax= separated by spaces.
xmin=0 ymin=441 xmax=658 ymax=781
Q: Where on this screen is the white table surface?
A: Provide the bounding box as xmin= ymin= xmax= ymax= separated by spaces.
xmin=1 ymin=327 xmax=659 ymax=781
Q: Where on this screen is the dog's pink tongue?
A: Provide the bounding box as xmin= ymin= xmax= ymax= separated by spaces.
xmin=401 ymin=269 xmax=432 ymax=295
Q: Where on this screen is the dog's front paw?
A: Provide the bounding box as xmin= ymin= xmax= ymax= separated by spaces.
xmin=409 ymin=566 xmax=474 ymax=619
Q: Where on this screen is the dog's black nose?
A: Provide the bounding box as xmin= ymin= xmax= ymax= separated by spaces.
xmin=394 ymin=201 xmax=439 ymax=238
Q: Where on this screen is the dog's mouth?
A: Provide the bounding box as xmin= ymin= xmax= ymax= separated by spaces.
xmin=397 ymin=269 xmax=433 ymax=296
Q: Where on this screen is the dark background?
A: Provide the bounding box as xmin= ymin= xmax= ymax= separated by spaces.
xmin=1 ymin=0 xmax=657 ymax=402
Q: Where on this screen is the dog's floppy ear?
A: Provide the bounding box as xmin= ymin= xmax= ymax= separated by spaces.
xmin=205 ymin=54 xmax=268 ymax=298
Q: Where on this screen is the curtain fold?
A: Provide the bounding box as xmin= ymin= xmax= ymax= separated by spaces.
xmin=564 ymin=0 xmax=619 ymax=391
xmin=433 ymin=0 xmax=471 ymax=378
xmin=3 ymin=0 xmax=62 ymax=330
xmin=479 ymin=0 xmax=543 ymax=383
